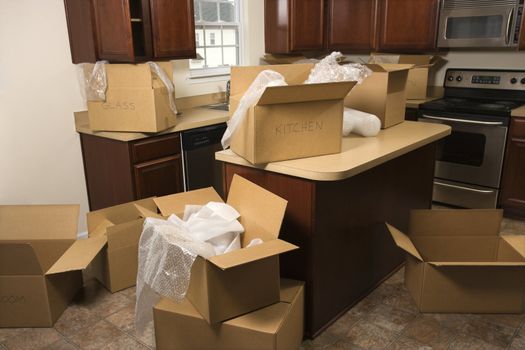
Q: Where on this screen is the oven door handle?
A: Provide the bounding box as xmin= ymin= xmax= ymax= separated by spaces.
xmin=421 ymin=115 xmax=505 ymax=126
xmin=434 ymin=181 xmax=496 ymax=194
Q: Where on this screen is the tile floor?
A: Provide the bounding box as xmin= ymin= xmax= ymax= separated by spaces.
xmin=1 ymin=217 xmax=524 ymax=350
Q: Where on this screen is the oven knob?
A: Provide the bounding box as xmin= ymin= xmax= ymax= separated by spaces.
xmin=447 ymin=76 xmax=454 ymax=82
xmin=521 ymin=78 xmax=525 ymax=84
xmin=511 ymin=78 xmax=518 ymax=84
xmin=456 ymin=76 xmax=462 ymax=82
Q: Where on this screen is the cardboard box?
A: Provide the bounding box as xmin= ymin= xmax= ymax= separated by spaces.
xmin=386 ymin=209 xmax=525 ymax=313
xmin=153 ymin=279 xmax=305 ymax=350
xmin=88 ymin=62 xmax=177 ymax=133
xmin=344 ymin=63 xmax=412 ymax=129
xmin=86 ymin=198 xmax=162 ymax=293
xmin=229 ymin=64 xmax=356 ymax=164
xmin=0 ymin=205 xmax=105 ymax=327
xmin=154 ymin=174 xmax=298 ymax=324
xmin=370 ymin=53 xmax=440 ymax=99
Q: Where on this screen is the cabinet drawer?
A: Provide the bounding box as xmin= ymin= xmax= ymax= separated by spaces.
xmin=131 ymin=133 xmax=181 ymax=164
xmin=511 ymin=117 xmax=525 ymax=140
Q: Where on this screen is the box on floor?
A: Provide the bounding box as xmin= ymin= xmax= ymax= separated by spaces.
xmin=229 ymin=63 xmax=356 ymax=164
xmin=154 ymin=279 xmax=305 ymax=350
xmin=87 ymin=61 xmax=177 ymax=133
xmin=344 ymin=63 xmax=413 ymax=129
xmin=387 ymin=209 xmax=525 ymax=313
xmin=153 ymin=174 xmax=298 ymax=324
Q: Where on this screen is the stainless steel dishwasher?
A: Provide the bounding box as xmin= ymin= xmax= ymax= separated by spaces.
xmin=181 ymin=122 xmax=227 ymax=197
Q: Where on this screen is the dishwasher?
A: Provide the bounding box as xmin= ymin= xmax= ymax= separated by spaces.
xmin=181 ymin=122 xmax=227 ymax=197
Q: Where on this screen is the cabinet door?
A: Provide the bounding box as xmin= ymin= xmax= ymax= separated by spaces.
xmin=134 ymin=155 xmax=184 ymax=199
xmin=92 ymin=0 xmax=135 ymax=61
xmin=500 ymin=118 xmax=525 ymax=217
xmin=326 ymin=0 xmax=377 ymax=51
xmin=149 ymin=0 xmax=196 ymax=59
xmin=378 ymin=0 xmax=439 ymax=51
xmin=64 ymin=0 xmax=98 ymax=64
xmin=290 ymin=0 xmax=325 ymax=51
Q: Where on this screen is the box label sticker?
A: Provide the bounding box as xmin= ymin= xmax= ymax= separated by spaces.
xmin=0 ymin=295 xmax=25 ymax=304
xmin=275 ymin=121 xmax=324 ymax=136
xmin=102 ymin=101 xmax=136 ymax=111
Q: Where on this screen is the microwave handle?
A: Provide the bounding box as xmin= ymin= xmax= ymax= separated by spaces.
xmin=506 ymin=8 xmax=514 ymax=45
xmin=421 ymin=115 xmax=505 ymax=126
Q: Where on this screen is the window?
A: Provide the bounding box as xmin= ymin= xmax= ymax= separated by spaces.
xmin=190 ymin=0 xmax=241 ymax=77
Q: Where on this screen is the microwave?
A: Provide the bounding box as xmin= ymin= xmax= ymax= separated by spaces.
xmin=438 ymin=0 xmax=524 ymax=48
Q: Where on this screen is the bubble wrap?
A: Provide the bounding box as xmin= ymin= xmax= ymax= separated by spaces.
xmin=343 ymin=107 xmax=381 ymax=137
xmin=76 ymin=61 xmax=108 ymax=101
xmin=304 ymin=52 xmax=372 ymax=85
xmin=221 ymin=70 xmax=287 ymax=149
xmin=146 ymin=61 xmax=178 ymax=115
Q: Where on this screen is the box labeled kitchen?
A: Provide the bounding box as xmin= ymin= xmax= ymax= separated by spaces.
xmin=345 ymin=63 xmax=412 ymax=129
xmin=87 ymin=62 xmax=177 ymax=133
xmin=153 ymin=174 xmax=298 ymax=324
xmin=86 ymin=198 xmax=161 ymax=293
xmin=370 ymin=53 xmax=441 ymax=99
xmin=386 ymin=209 xmax=525 ymax=313
xmin=0 ymin=205 xmax=105 ymax=327
xmin=153 ymin=279 xmax=304 ymax=350
xmin=229 ymin=64 xmax=356 ymax=164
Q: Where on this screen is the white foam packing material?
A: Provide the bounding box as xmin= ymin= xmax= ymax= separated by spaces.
xmin=304 ymin=51 xmax=372 ymax=85
xmin=135 ymin=202 xmax=249 ymax=334
xmin=343 ymin=107 xmax=381 ymax=137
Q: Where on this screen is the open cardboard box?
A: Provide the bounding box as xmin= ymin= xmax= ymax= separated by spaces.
xmin=154 ymin=174 xmax=299 ymax=324
xmin=229 ymin=64 xmax=356 ymax=164
xmin=86 ymin=198 xmax=162 ymax=293
xmin=344 ymin=63 xmax=413 ymax=129
xmin=386 ymin=209 xmax=525 ymax=313
xmin=153 ymin=279 xmax=304 ymax=350
xmin=370 ymin=53 xmax=441 ymax=99
xmin=0 ymin=205 xmax=105 ymax=327
xmin=88 ymin=62 xmax=177 ymax=133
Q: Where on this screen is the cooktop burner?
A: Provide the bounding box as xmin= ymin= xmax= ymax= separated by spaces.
xmin=421 ymin=98 xmax=523 ymax=116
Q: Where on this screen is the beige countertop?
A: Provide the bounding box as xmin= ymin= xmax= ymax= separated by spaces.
xmin=512 ymin=105 xmax=525 ymax=118
xmin=216 ymin=121 xmax=451 ymax=181
xmin=75 ymin=107 xmax=230 ymax=142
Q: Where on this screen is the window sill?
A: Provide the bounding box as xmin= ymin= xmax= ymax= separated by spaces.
xmin=188 ymin=73 xmax=230 ymax=84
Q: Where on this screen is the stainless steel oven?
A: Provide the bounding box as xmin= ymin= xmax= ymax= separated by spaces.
xmin=438 ymin=0 xmax=524 ymax=48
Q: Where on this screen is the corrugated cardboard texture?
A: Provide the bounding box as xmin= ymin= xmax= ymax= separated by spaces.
xmin=153 ymin=279 xmax=304 ymax=350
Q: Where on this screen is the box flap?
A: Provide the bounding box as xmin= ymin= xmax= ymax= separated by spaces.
xmin=46 ymin=235 xmax=107 ymax=275
xmin=370 ymin=53 xmax=435 ymax=67
xmin=385 ymin=223 xmax=423 ymax=261
xmin=154 ymin=187 xmax=224 ymax=217
xmin=133 ymin=203 xmax=163 ymax=219
xmin=366 ymin=63 xmax=414 ymax=73
xmin=90 ymin=218 xmax=114 ymax=238
xmin=410 ymin=209 xmax=503 ymax=237
xmin=0 ymin=242 xmax=43 ymax=275
xmin=105 ymin=64 xmax=153 ymax=89
xmin=502 ymin=235 xmax=525 ymax=258
xmin=256 ymin=82 xmax=356 ymax=106
xmin=428 ymin=261 xmax=525 ymax=267
xmin=87 ymin=198 xmax=157 ymax=233
xmin=0 ymin=205 xmax=79 ymax=241
xmin=279 ymin=279 xmax=305 ymax=303
xmin=207 ymin=239 xmax=298 ymax=270
xmin=106 ymin=218 xmax=144 ymax=250
xmin=227 ymin=175 xmax=288 ymax=243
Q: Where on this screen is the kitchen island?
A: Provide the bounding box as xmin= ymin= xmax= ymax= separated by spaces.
xmin=216 ymin=121 xmax=451 ymax=338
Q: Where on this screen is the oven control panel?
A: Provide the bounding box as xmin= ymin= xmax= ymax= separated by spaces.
xmin=445 ymin=70 xmax=525 ymax=91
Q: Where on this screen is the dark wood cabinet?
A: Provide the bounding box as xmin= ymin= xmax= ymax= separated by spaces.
xmin=265 ymin=0 xmax=325 ymax=54
xmin=64 ymin=0 xmax=196 ymax=63
xmin=377 ymin=0 xmax=439 ymax=51
xmin=326 ymin=0 xmax=378 ymax=51
xmin=500 ymin=117 xmax=525 ymax=218
xmin=80 ymin=132 xmax=183 ymax=210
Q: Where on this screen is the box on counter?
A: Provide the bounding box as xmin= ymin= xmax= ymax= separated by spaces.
xmin=229 ymin=64 xmax=356 ymax=164
xmin=344 ymin=63 xmax=413 ymax=129
xmin=370 ymin=53 xmax=441 ymax=99
xmin=87 ymin=62 xmax=177 ymax=133
xmin=0 ymin=205 xmax=104 ymax=327
xmin=154 ymin=174 xmax=298 ymax=324
xmin=387 ymin=209 xmax=525 ymax=313
xmin=153 ymin=279 xmax=305 ymax=350
xmin=86 ymin=198 xmax=161 ymax=293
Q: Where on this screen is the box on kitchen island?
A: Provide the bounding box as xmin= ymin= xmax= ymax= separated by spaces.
xmin=87 ymin=61 xmax=177 ymax=133
xmin=86 ymin=198 xmax=162 ymax=293
xmin=229 ymin=64 xmax=356 ymax=164
xmin=0 ymin=205 xmax=104 ymax=327
xmin=153 ymin=174 xmax=298 ymax=324
xmin=345 ymin=63 xmax=412 ymax=129
xmin=153 ymin=279 xmax=305 ymax=350
xmin=370 ymin=53 xmax=441 ymax=99
xmin=387 ymin=209 xmax=525 ymax=313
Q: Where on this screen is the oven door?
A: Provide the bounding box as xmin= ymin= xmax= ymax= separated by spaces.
xmin=438 ymin=3 xmax=518 ymax=48
xmin=418 ymin=114 xmax=508 ymax=188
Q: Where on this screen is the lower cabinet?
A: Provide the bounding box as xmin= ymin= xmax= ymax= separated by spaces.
xmin=500 ymin=117 xmax=525 ymax=218
xmin=80 ymin=132 xmax=183 ymax=210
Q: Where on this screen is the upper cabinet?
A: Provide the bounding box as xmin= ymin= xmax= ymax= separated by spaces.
xmin=377 ymin=0 xmax=440 ymax=51
xmin=64 ymin=0 xmax=196 ymax=63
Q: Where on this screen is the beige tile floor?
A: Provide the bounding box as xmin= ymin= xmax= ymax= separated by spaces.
xmin=1 ymin=217 xmax=524 ymax=350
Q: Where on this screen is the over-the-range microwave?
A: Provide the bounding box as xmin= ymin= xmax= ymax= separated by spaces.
xmin=438 ymin=0 xmax=524 ymax=48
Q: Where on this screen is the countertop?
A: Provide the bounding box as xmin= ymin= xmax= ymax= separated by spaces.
xmin=75 ymin=107 xmax=230 ymax=142
xmin=512 ymin=105 xmax=525 ymax=118
xmin=216 ymin=121 xmax=451 ymax=181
